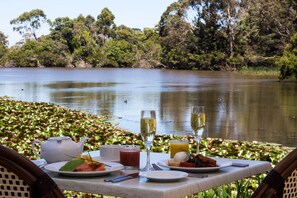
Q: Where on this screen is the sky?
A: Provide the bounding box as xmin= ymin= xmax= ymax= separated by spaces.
xmin=0 ymin=0 xmax=176 ymax=46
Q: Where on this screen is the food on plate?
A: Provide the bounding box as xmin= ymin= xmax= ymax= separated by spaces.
xmin=196 ymin=154 xmax=217 ymax=167
xmin=168 ymin=152 xmax=217 ymax=168
xmin=59 ymin=154 xmax=106 ymax=172
xmin=173 ymin=151 xmax=189 ymax=162
xmin=168 ymin=160 xmax=181 ymax=167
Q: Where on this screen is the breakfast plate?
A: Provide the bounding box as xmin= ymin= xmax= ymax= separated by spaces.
xmin=44 ymin=160 xmax=124 ymax=177
xmin=157 ymin=158 xmax=232 ymax=172
xmin=139 ymin=170 xmax=188 ymax=182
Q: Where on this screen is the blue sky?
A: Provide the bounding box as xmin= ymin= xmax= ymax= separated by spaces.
xmin=0 ymin=0 xmax=176 ymax=46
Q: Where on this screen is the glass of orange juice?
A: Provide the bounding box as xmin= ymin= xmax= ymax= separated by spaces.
xmin=170 ymin=140 xmax=189 ymax=158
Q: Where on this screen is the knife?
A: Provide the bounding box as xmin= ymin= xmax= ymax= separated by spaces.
xmin=104 ymin=172 xmax=140 ymax=183
xmin=232 ymin=162 xmax=249 ymax=167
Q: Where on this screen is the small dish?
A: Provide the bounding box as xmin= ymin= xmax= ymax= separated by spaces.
xmin=139 ymin=170 xmax=188 ymax=182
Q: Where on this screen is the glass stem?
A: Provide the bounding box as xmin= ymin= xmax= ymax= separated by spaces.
xmin=195 ymin=135 xmax=200 ymax=155
xmin=145 ymin=142 xmax=151 ymax=167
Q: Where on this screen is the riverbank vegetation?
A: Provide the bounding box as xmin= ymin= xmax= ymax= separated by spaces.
xmin=0 ymin=0 xmax=296 ymax=80
xmin=0 ymin=96 xmax=293 ymax=197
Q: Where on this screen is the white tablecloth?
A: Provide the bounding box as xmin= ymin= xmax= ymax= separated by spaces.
xmin=46 ymin=151 xmax=272 ymax=198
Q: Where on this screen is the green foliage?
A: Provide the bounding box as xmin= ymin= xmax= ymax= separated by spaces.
xmin=96 ymin=8 xmax=116 ymax=40
xmin=0 ymin=45 xmax=7 ymax=63
xmin=5 ymin=41 xmax=40 ymax=67
xmin=0 ymin=33 xmax=8 ymax=63
xmin=103 ymin=39 xmax=135 ymax=67
xmin=37 ymin=37 xmax=70 ymax=67
xmin=276 ymin=53 xmax=297 ymax=80
xmin=0 ymin=96 xmax=117 ymax=157
xmin=188 ymin=51 xmax=227 ymax=70
xmin=3 ymin=38 xmax=70 ymax=67
xmin=10 ymin=9 xmax=48 ymax=41
xmin=237 ymin=0 xmax=295 ymax=67
xmin=0 ymin=31 xmax=8 ymax=47
xmin=49 ymin=17 xmax=75 ymax=53
xmin=238 ymin=66 xmax=278 ymax=76
xmin=276 ymin=33 xmax=297 ymax=80
xmin=72 ymin=30 xmax=97 ymax=64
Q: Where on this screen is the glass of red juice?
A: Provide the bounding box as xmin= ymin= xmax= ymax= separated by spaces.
xmin=120 ymin=145 xmax=140 ymax=170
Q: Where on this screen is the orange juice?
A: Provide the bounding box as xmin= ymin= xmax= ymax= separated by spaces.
xmin=170 ymin=140 xmax=189 ymax=158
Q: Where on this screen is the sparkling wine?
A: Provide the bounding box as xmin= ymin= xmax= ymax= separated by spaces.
xmin=191 ymin=113 xmax=206 ymax=132
xmin=140 ymin=118 xmax=156 ymax=142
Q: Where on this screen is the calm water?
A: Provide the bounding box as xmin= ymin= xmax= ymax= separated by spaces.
xmin=0 ymin=68 xmax=296 ymax=146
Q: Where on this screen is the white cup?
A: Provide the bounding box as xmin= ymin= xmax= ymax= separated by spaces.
xmin=100 ymin=145 xmax=122 ymax=161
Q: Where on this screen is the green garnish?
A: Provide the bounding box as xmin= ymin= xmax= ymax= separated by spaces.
xmin=59 ymin=158 xmax=84 ymax=171
xmin=187 ymin=154 xmax=203 ymax=167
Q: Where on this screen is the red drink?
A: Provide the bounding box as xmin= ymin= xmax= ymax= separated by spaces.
xmin=120 ymin=145 xmax=140 ymax=169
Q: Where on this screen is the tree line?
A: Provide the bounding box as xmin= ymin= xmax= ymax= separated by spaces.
xmin=0 ymin=0 xmax=296 ymax=80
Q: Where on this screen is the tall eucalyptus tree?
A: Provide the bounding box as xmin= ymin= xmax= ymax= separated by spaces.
xmin=0 ymin=31 xmax=8 ymax=61
xmin=96 ymin=8 xmax=116 ymax=44
xmin=10 ymin=9 xmax=48 ymax=42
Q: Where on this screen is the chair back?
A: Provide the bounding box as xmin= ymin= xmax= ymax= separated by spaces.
xmin=0 ymin=145 xmax=65 ymax=198
xmin=252 ymin=147 xmax=297 ymax=198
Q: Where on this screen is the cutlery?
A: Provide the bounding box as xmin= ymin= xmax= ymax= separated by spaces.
xmin=104 ymin=172 xmax=139 ymax=183
xmin=152 ymin=163 xmax=208 ymax=178
xmin=232 ymin=162 xmax=249 ymax=167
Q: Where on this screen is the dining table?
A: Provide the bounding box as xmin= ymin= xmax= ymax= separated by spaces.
xmin=44 ymin=151 xmax=272 ymax=198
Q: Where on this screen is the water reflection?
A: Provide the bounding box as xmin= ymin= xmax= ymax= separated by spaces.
xmin=0 ymin=68 xmax=296 ymax=146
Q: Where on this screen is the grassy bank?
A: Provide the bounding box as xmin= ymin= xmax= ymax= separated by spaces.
xmin=238 ymin=66 xmax=279 ymax=76
xmin=0 ymin=96 xmax=293 ymax=197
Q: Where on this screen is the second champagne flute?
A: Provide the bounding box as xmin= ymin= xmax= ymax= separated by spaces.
xmin=140 ymin=110 xmax=156 ymax=171
xmin=191 ymin=106 xmax=206 ymax=155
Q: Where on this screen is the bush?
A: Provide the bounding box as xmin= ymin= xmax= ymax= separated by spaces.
xmin=276 ymin=33 xmax=297 ymax=80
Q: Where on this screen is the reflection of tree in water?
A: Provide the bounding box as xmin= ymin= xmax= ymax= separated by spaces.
xmin=47 ymin=81 xmax=119 ymax=117
xmin=233 ymin=81 xmax=297 ymax=146
xmin=158 ymin=79 xmax=297 ymax=146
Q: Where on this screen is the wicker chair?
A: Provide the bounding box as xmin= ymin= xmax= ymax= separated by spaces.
xmin=252 ymin=147 xmax=297 ymax=198
xmin=0 ymin=145 xmax=65 ymax=198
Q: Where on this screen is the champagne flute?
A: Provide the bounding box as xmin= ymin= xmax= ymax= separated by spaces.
xmin=191 ymin=106 xmax=206 ymax=155
xmin=140 ymin=110 xmax=156 ymax=171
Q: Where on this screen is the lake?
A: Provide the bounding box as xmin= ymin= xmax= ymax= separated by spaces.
xmin=0 ymin=68 xmax=296 ymax=147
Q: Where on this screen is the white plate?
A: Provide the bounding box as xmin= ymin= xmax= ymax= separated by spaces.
xmin=44 ymin=159 xmax=124 ymax=177
xmin=139 ymin=170 xmax=188 ymax=181
xmin=32 ymin=159 xmax=47 ymax=168
xmin=158 ymin=158 xmax=232 ymax=172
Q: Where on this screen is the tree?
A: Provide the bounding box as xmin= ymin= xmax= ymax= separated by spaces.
xmin=220 ymin=0 xmax=242 ymax=58
xmin=103 ymin=39 xmax=135 ymax=67
xmin=49 ymin=17 xmax=75 ymax=53
xmin=0 ymin=32 xmax=8 ymax=61
xmin=10 ymin=9 xmax=48 ymax=41
xmin=276 ymin=33 xmax=297 ymax=80
xmin=238 ymin=0 xmax=296 ymax=66
xmin=158 ymin=0 xmax=195 ymax=69
xmin=0 ymin=31 xmax=8 ymax=47
xmin=72 ymin=29 xmax=97 ymax=65
xmin=96 ymin=8 xmax=116 ymax=43
xmin=6 ymin=40 xmax=40 ymax=67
